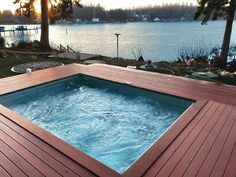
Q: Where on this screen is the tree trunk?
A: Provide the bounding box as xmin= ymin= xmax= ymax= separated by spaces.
xmin=217 ymin=4 xmax=235 ymax=68
xmin=40 ymin=0 xmax=51 ymax=51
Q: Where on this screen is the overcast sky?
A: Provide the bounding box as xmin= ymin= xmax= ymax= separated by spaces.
xmin=1 ymin=0 xmax=197 ymax=12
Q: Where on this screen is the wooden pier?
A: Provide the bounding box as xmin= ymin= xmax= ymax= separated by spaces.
xmin=0 ymin=26 xmax=40 ymax=37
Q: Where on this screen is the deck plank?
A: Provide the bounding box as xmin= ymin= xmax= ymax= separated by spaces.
xmin=155 ymin=103 xmax=225 ymax=177
xmin=123 ymin=100 xmax=207 ymax=177
xmin=0 ymin=151 xmax=27 ymax=177
xmin=0 ymin=114 xmax=96 ymax=177
xmin=0 ymin=64 xmax=236 ymax=105
xmin=0 ymin=165 xmax=11 ymax=177
xmin=0 ymin=115 xmax=96 ymax=177
xmin=0 ymin=138 xmax=44 ymax=177
xmin=0 ymin=121 xmax=80 ymax=177
xmin=0 ymin=130 xmax=62 ymax=177
xmin=208 ymin=108 xmax=236 ymax=177
xmin=81 ymin=64 xmax=236 ymax=105
xmin=143 ymin=101 xmax=215 ymax=177
xmin=182 ymin=105 xmax=234 ymax=177
xmin=223 ymin=143 xmax=236 ymax=177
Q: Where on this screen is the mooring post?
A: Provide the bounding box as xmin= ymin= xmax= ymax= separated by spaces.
xmin=115 ymin=33 xmax=121 ymax=59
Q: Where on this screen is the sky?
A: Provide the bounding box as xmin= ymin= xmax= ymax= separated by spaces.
xmin=0 ymin=0 xmax=197 ymax=12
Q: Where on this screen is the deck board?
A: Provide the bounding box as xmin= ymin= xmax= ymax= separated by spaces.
xmin=144 ymin=103 xmax=236 ymax=177
xmin=208 ymin=108 xmax=236 ymax=177
xmin=0 ymin=121 xmax=80 ymax=177
xmin=0 ymin=165 xmax=12 ymax=177
xmin=0 ymin=114 xmax=95 ymax=177
xmin=223 ymin=143 xmax=236 ymax=177
xmin=154 ymin=103 xmax=225 ymax=177
xmin=0 ymin=114 xmax=97 ymax=177
xmin=0 ymin=130 xmax=62 ymax=177
xmin=171 ymin=104 xmax=232 ymax=177
xmin=0 ymin=150 xmax=27 ymax=177
xmin=143 ymin=101 xmax=215 ymax=177
xmin=0 ymin=138 xmax=44 ymax=177
xmin=182 ymin=105 xmax=234 ymax=177
xmin=0 ymin=64 xmax=235 ymax=177
xmin=144 ymin=102 xmax=221 ymax=177
xmin=79 ymin=64 xmax=236 ymax=105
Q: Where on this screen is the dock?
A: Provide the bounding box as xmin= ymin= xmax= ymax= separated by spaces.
xmin=0 ymin=26 xmax=40 ymax=37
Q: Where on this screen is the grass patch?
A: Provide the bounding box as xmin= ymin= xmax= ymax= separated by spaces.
xmin=0 ymin=55 xmax=83 ymax=78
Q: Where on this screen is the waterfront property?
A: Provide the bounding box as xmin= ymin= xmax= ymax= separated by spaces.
xmin=0 ymin=21 xmax=228 ymax=60
xmin=0 ymin=64 xmax=235 ymax=177
xmin=0 ymin=25 xmax=39 ymax=37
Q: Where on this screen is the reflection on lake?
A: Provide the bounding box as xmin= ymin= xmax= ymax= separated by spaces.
xmin=2 ymin=21 xmax=232 ymax=61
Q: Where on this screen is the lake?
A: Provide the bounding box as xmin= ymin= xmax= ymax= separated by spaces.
xmin=2 ymin=21 xmax=234 ymax=61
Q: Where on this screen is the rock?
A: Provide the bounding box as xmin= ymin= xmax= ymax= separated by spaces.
xmin=26 ymin=68 xmax=32 ymax=73
xmin=140 ymin=60 xmax=157 ymax=70
xmin=11 ymin=61 xmax=63 ymax=73
xmin=219 ymin=71 xmax=235 ymax=79
xmin=138 ymin=55 xmax=144 ymax=62
xmin=227 ymin=60 xmax=236 ymax=72
xmin=185 ymin=58 xmax=197 ymax=68
xmin=177 ymin=59 xmax=183 ymax=63
xmin=127 ymin=66 xmax=136 ymax=69
xmin=84 ymin=60 xmax=106 ymax=65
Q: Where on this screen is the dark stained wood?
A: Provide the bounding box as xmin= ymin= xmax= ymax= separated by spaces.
xmin=0 ymin=151 xmax=27 ymax=177
xmin=184 ymin=106 xmax=234 ymax=177
xmin=154 ymin=103 xmax=225 ymax=177
xmin=0 ymin=121 xmax=79 ymax=177
xmin=0 ymin=130 xmax=62 ymax=177
xmin=77 ymin=64 xmax=236 ymax=105
xmin=169 ymin=104 xmax=232 ymax=177
xmin=143 ymin=101 xmax=215 ymax=177
xmin=144 ymin=103 xmax=236 ymax=177
xmin=208 ymin=108 xmax=236 ymax=177
xmin=0 ymin=165 xmax=11 ymax=177
xmin=223 ymin=143 xmax=236 ymax=177
xmin=0 ymin=139 xmax=44 ymax=177
xmin=0 ymin=64 xmax=236 ymax=177
xmin=0 ymin=64 xmax=236 ymax=105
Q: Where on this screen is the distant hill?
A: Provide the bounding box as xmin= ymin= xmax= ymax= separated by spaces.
xmin=71 ymin=3 xmax=198 ymax=23
xmin=0 ymin=3 xmax=226 ymax=24
xmin=0 ymin=10 xmax=34 ymax=24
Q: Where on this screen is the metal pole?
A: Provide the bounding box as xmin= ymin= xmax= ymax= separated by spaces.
xmin=115 ymin=33 xmax=121 ymax=58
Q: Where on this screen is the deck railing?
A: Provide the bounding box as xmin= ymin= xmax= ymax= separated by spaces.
xmin=59 ymin=44 xmax=76 ymax=53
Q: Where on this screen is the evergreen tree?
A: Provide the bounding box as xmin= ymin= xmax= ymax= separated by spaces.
xmin=195 ymin=0 xmax=236 ymax=68
xmin=14 ymin=0 xmax=82 ymax=51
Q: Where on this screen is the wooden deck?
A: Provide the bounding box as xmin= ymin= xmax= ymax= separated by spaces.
xmin=0 ymin=64 xmax=235 ymax=177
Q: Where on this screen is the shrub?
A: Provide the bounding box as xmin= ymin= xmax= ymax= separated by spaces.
xmin=209 ymin=45 xmax=236 ymax=64
xmin=0 ymin=37 xmax=5 ymax=48
xmin=132 ymin=43 xmax=144 ymax=60
xmin=14 ymin=40 xmax=41 ymax=51
xmin=178 ymin=39 xmax=210 ymax=62
xmin=16 ymin=41 xmax=28 ymax=49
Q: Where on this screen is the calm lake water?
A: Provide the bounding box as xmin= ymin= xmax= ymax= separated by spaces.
xmin=2 ymin=21 xmax=235 ymax=61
